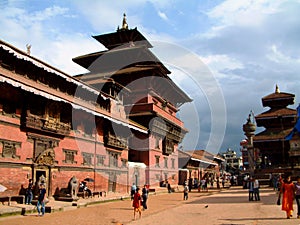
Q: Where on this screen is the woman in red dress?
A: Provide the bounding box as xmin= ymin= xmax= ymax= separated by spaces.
xmin=132 ymin=187 xmax=142 ymax=220
xmin=280 ymin=174 xmax=295 ymax=219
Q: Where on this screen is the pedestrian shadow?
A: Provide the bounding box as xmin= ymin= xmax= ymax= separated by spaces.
xmin=110 ymin=207 xmax=132 ymax=211
xmin=186 ymin=195 xmax=278 ymax=205
xmin=221 ymin=217 xmax=290 ymax=222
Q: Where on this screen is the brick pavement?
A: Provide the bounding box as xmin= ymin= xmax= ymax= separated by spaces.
xmin=1 ymin=186 xmax=298 ymax=225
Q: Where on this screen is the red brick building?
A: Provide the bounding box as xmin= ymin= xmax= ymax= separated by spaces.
xmin=0 ymin=16 xmax=191 ymax=198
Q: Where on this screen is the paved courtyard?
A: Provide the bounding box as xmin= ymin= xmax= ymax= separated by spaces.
xmin=0 ymin=186 xmax=299 ymax=225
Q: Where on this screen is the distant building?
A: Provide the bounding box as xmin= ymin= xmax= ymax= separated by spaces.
xmin=222 ymin=148 xmax=243 ymax=173
xmin=178 ymin=150 xmax=224 ymax=185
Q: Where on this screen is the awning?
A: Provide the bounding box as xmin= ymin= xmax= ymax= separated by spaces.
xmin=128 ymin=162 xmax=147 ymax=168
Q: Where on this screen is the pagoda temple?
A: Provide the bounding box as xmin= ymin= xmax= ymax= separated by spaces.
xmin=253 ymin=85 xmax=297 ymax=168
xmin=73 ymin=14 xmax=192 ymax=187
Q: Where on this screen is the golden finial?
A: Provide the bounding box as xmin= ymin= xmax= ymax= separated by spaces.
xmin=275 ymin=84 xmax=280 ymax=93
xmin=122 ymin=13 xmax=128 ymax=30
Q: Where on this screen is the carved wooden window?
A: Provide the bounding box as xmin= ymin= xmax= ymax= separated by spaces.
xmin=0 ymin=139 xmax=21 ymax=159
xmin=171 ymin=158 xmax=175 ymax=169
xmin=164 ymin=157 xmax=168 ymax=168
xmin=155 ymin=136 xmax=160 ymax=149
xmin=97 ymin=155 xmax=105 ymax=166
xmin=82 ymin=152 xmax=93 ymax=166
xmin=63 ymin=149 xmax=77 ymax=164
xmin=121 ymin=159 xmax=127 ymax=168
xmin=155 ymin=155 xmax=160 ymax=168
xmin=109 ymin=152 xmax=118 ymax=167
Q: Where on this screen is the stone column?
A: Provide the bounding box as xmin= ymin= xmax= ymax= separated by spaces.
xmin=243 ymin=113 xmax=256 ymax=176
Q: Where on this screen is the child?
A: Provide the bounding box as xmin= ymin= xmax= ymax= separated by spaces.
xmin=132 ymin=187 xmax=142 ymax=220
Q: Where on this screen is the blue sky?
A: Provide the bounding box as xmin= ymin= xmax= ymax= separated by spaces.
xmin=1 ymin=0 xmax=300 ymax=154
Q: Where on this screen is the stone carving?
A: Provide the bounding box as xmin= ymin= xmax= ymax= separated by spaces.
xmin=69 ymin=176 xmax=79 ymax=199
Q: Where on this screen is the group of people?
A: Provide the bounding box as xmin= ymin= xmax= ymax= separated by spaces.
xmin=277 ymin=174 xmax=300 ymax=219
xmin=247 ymin=177 xmax=260 ymax=201
xmin=25 ymin=179 xmax=47 ymax=217
xmin=131 ymin=184 xmax=149 ymax=220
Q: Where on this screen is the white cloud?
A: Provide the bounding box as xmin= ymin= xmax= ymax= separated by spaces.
xmin=208 ymin=0 xmax=283 ymax=27
xmin=267 ymin=44 xmax=300 ymax=64
xmin=158 ymin=10 xmax=169 ymax=21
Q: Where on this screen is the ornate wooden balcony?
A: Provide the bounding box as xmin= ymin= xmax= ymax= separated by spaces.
xmin=104 ymin=132 xmax=128 ymax=149
xmin=24 ymin=115 xmax=71 ymax=136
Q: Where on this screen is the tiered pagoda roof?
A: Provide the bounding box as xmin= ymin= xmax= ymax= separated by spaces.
xmin=72 ymin=14 xmax=191 ymax=107
xmin=254 ymin=85 xmax=296 ymax=142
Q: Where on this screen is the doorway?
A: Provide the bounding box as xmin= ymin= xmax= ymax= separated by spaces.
xmin=108 ymin=173 xmax=117 ymax=192
xmin=33 ymin=167 xmax=49 ymax=197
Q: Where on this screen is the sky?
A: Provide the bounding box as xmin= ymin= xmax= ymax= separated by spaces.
xmin=1 ymin=0 xmax=300 ymax=155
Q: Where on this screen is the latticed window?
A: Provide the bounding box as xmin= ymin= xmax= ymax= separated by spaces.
xmin=164 ymin=157 xmax=168 ymax=168
xmin=82 ymin=152 xmax=93 ymax=165
xmin=171 ymin=158 xmax=175 ymax=169
xmin=0 ymin=140 xmax=21 ymax=159
xmin=155 ymin=136 xmax=160 ymax=149
xmin=155 ymin=155 xmax=160 ymax=168
xmin=63 ymin=149 xmax=77 ymax=164
xmin=97 ymin=155 xmax=105 ymax=166
xmin=109 ymin=152 xmax=118 ymax=167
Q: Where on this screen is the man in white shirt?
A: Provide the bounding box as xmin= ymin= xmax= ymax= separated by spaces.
xmin=253 ymin=177 xmax=260 ymax=201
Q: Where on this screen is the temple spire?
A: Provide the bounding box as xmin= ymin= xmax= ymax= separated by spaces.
xmin=122 ymin=13 xmax=128 ymax=30
xmin=275 ymin=84 xmax=280 ymax=93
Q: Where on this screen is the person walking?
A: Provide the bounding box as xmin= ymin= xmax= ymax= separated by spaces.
xmin=183 ymin=182 xmax=189 ymax=200
xmin=253 ymin=177 xmax=260 ymax=201
xmin=132 ymin=187 xmax=142 ymax=220
xmin=142 ymin=185 xmax=149 ymax=210
xmin=25 ymin=179 xmax=33 ymax=205
xmin=131 ymin=183 xmax=136 ymax=200
xmin=295 ymin=176 xmax=300 ymax=219
xmin=278 ymin=174 xmax=295 ymax=219
xmin=167 ymin=181 xmax=172 ymax=193
xmin=248 ymin=177 xmax=254 ymax=201
xmin=36 ymin=183 xmax=46 ymax=216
